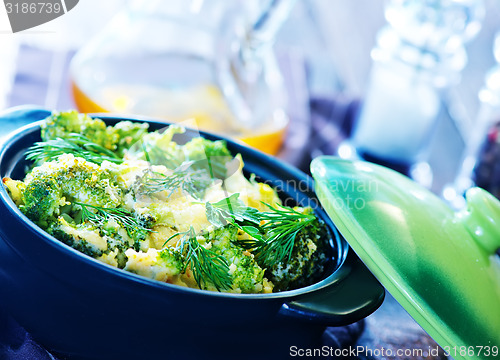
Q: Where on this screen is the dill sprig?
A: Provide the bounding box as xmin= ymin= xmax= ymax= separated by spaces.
xmin=25 ymin=133 xmax=122 ymax=165
xmin=75 ymin=202 xmax=153 ymax=240
xmin=137 ymin=161 xmax=213 ymax=200
xmin=160 ymin=194 xmax=317 ymax=291
xmin=205 ymin=194 xmax=317 ymax=267
xmin=251 ymin=204 xmax=316 ymax=266
xmin=205 ymin=193 xmax=261 ymax=228
xmin=167 ymin=227 xmax=232 ymax=291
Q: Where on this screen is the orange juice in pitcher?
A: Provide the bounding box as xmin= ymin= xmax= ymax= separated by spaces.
xmin=70 ymin=0 xmax=295 ymax=155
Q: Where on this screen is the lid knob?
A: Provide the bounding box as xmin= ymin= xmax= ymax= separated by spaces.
xmin=458 ymin=187 xmax=500 ymax=254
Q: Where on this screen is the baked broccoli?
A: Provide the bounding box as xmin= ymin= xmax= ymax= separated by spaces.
xmin=21 ymin=176 xmax=62 ymax=226
xmin=18 ymin=155 xmax=158 ymax=264
xmin=41 ymin=110 xmax=149 ymax=157
xmin=182 ymin=137 xmax=233 ymax=179
xmin=264 ymin=211 xmax=330 ymax=291
xmin=19 ymin=154 xmax=122 ymax=227
xmin=4 ymin=112 xmax=333 ymax=294
xmin=207 ymin=225 xmax=272 ymax=293
xmin=123 ymin=248 xmax=183 ymax=283
xmin=47 ymin=206 xmax=154 ymax=268
xmin=42 ymin=110 xmax=111 ymax=143
xmin=47 ymin=217 xmax=106 ymax=258
xmin=2 ymin=177 xmax=25 ymax=207
xmin=126 ymin=125 xmax=186 ymax=168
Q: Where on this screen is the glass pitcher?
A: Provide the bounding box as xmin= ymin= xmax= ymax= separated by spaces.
xmin=70 ymin=0 xmax=295 ymax=155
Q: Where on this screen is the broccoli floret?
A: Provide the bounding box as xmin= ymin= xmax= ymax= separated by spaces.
xmin=21 ymin=177 xmax=62 ymax=226
xmin=113 ymin=120 xmax=149 ymax=156
xmin=126 ymin=125 xmax=234 ymax=179
xmin=47 ymin=217 xmax=105 ymax=258
xmin=18 ymin=154 xmax=157 ymax=259
xmin=183 ymin=137 xmax=232 ymax=179
xmin=47 ymin=215 xmax=140 ymax=268
xmin=207 ymin=225 xmax=271 ymax=293
xmin=265 ymin=210 xmax=330 ymax=291
xmin=20 ymin=154 xmax=122 ymax=228
xmin=126 ymin=125 xmax=186 ymax=168
xmin=158 ymin=247 xmax=184 ymax=272
xmin=41 ymin=111 xmax=149 ymax=157
xmin=42 ymin=111 xmax=115 ymax=147
xmin=123 ymin=248 xmax=183 ymax=281
xmin=136 ymin=212 xmax=157 ymax=232
xmin=2 ymin=177 xmax=25 ymax=207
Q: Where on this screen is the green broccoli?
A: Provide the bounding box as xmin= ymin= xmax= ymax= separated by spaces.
xmin=207 ymin=225 xmax=270 ymax=293
xmin=42 ymin=110 xmax=115 ymax=147
xmin=112 ymin=120 xmax=149 ymax=156
xmin=158 ymin=247 xmax=184 ymax=273
xmin=20 ymin=154 xmax=122 ymax=227
xmin=17 ymin=134 xmax=160 ymax=266
xmin=183 ymin=137 xmax=232 ymax=179
xmin=21 ymin=176 xmax=62 ymax=226
xmin=47 ymin=217 xmax=105 ymax=258
xmin=265 ymin=213 xmax=330 ymax=291
xmin=126 ymin=125 xmax=186 ymax=168
xmin=41 ymin=111 xmax=149 ymax=157
xmin=123 ymin=247 xmax=183 ymax=282
xmin=47 ymin=215 xmax=138 ymax=268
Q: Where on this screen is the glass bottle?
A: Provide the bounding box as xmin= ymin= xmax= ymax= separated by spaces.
xmin=70 ymin=0 xmax=295 ymax=155
xmin=348 ymin=0 xmax=484 ymax=172
xmin=446 ymin=32 xmax=500 ymax=207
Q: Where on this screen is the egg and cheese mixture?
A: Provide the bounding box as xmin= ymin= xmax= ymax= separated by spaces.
xmin=3 ymin=111 xmax=329 ymax=293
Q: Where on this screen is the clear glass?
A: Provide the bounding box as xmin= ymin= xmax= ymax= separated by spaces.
xmin=385 ymin=0 xmax=484 ymax=51
xmin=349 ymin=0 xmax=484 ymax=167
xmin=445 ymin=34 xmax=500 ymax=207
xmin=70 ymin=0 xmax=295 ymax=155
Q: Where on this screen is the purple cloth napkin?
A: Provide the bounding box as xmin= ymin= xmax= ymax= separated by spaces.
xmin=0 ymin=309 xmax=57 ymax=360
xmin=297 ymin=95 xmax=360 ymax=173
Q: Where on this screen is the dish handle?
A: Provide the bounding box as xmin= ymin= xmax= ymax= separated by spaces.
xmin=279 ymin=251 xmax=385 ymax=326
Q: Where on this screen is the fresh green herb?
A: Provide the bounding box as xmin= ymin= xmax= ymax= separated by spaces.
xmin=205 ymin=193 xmax=261 ymax=228
xmin=141 ymin=140 xmax=151 ymax=163
xmin=25 ymin=133 xmax=122 ymax=165
xmin=205 ymin=194 xmax=317 ymax=267
xmin=137 ymin=161 xmax=214 ymax=200
xmin=251 ymin=204 xmax=316 ymax=266
xmin=166 ymin=227 xmax=232 ymax=291
xmin=75 ymin=202 xmax=154 ymax=242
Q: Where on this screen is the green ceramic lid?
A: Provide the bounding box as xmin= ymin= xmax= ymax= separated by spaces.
xmin=311 ymin=156 xmax=500 ymax=360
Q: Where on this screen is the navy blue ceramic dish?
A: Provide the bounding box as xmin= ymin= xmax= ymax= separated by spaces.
xmin=0 ymin=108 xmax=384 ymax=360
